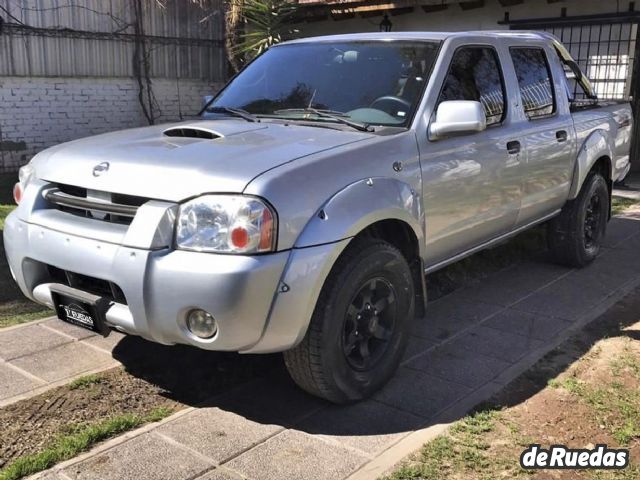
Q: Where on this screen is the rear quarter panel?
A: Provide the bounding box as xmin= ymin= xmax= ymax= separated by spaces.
xmin=570 ymin=102 xmax=632 ymax=197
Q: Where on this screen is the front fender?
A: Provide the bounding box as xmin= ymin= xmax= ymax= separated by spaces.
xmin=294 ymin=177 xmax=425 ymax=257
xmin=568 ymin=129 xmax=614 ymax=199
xmin=242 ymin=177 xmax=425 ymax=353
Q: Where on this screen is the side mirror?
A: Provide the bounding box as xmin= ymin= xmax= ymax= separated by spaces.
xmin=202 ymin=95 xmax=214 ymax=110
xmin=201 ymin=95 xmax=216 ymax=118
xmin=429 ymin=100 xmax=487 ymax=139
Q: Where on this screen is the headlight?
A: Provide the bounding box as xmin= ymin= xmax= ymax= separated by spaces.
xmin=176 ymin=195 xmax=276 ymax=253
xmin=19 ymin=163 xmax=35 ymax=186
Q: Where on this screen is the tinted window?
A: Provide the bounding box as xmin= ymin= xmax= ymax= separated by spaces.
xmin=438 ymin=47 xmax=506 ymax=126
xmin=212 ymin=41 xmax=440 ymax=128
xmin=510 ymin=48 xmax=556 ymax=119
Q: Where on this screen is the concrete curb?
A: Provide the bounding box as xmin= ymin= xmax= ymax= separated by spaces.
xmin=28 ymin=407 xmax=199 ymax=480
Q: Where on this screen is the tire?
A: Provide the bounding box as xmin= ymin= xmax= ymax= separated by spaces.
xmin=548 ymin=171 xmax=610 ymax=268
xmin=283 ymin=238 xmax=414 ymax=404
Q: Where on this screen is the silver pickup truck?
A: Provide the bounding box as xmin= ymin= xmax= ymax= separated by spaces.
xmin=4 ymin=31 xmax=632 ymax=403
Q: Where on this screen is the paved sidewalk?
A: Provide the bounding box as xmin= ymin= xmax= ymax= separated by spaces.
xmin=0 ymin=318 xmax=124 ymax=407
xmin=7 ymin=209 xmax=640 ymax=480
xmin=614 ymin=171 xmax=640 ymax=200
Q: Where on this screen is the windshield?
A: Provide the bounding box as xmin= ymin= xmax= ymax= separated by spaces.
xmin=210 ymin=40 xmax=441 ymax=128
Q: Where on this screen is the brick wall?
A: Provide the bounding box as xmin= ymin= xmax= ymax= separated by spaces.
xmin=0 ymin=77 xmax=223 ymax=173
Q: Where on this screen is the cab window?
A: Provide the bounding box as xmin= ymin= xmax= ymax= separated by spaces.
xmin=510 ymin=47 xmax=556 ymax=119
xmin=437 ymin=46 xmax=506 ymax=126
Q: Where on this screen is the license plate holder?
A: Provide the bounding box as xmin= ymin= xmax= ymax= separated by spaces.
xmin=50 ymin=285 xmax=111 ymax=337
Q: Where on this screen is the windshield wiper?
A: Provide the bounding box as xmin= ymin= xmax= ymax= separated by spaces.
xmin=205 ymin=106 xmax=259 ymax=123
xmin=270 ymin=108 xmax=372 ymax=132
xmin=275 ymin=108 xmax=352 ymax=117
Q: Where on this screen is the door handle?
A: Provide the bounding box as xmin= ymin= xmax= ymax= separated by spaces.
xmin=556 ymin=130 xmax=568 ymax=142
xmin=506 ymin=140 xmax=521 ymax=154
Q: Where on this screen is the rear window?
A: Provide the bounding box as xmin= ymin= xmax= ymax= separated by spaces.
xmin=510 ymin=47 xmax=556 ymax=120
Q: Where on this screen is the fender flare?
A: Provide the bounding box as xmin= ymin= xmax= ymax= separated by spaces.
xmin=294 ymin=177 xmax=425 ymax=257
xmin=241 ymin=177 xmax=425 ymax=354
xmin=568 ymin=129 xmax=614 ymax=200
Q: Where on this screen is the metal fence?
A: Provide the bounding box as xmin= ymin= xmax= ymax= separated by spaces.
xmin=0 ymin=0 xmax=227 ymax=80
xmin=505 ymin=13 xmax=640 ymax=102
xmin=543 ymin=23 xmax=637 ymax=101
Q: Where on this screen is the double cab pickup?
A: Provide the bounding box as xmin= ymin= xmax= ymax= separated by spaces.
xmin=4 ymin=31 xmax=632 ymax=402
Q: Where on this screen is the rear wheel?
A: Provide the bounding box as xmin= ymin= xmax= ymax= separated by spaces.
xmin=548 ymin=171 xmax=609 ymax=268
xmin=283 ymin=238 xmax=414 ymax=403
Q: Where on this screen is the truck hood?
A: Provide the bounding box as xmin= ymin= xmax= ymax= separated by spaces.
xmin=32 ymin=119 xmax=373 ymax=202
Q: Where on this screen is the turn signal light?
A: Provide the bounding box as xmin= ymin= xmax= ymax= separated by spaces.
xmin=13 ymin=182 xmax=22 ymax=205
xmin=230 ymin=226 xmax=250 ymax=249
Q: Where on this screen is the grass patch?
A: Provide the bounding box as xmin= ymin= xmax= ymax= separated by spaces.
xmin=0 ymin=205 xmax=14 ymax=231
xmin=385 ymin=409 xmax=529 ymax=480
xmin=611 ymin=196 xmax=639 ymax=216
xmin=552 ymin=363 xmax=640 ymax=446
xmin=0 ymin=300 xmax=51 ymax=329
xmin=0 ymin=173 xmax=16 ymax=205
xmin=610 ymin=342 xmax=640 ymax=377
xmin=68 ymin=374 xmax=102 ymax=390
xmin=1 ymin=172 xmax=17 ymax=228
xmin=589 ymin=463 xmax=640 ymax=480
xmin=0 ymin=407 xmax=173 ymax=480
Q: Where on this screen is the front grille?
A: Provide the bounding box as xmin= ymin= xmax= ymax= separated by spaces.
xmin=47 ymin=265 xmax=128 ymax=305
xmin=44 ymin=184 xmax=149 ymax=225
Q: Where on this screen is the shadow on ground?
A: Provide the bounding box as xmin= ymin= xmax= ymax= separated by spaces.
xmin=108 ymin=216 xmax=640 ymax=443
xmin=487 ymin=288 xmax=640 ymax=411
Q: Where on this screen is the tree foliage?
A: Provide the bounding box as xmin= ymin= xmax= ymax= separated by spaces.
xmin=226 ymin=0 xmax=302 ymax=73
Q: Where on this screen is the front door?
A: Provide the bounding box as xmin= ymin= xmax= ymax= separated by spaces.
xmin=420 ymin=45 xmax=523 ymax=267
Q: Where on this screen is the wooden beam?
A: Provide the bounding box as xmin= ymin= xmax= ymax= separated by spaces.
xmin=498 ymin=0 xmax=523 ymax=6
xmin=359 ymin=10 xmax=384 ymax=17
xmin=390 ymin=7 xmax=415 ymax=15
xmin=421 ymin=3 xmax=449 ymax=13
xmin=331 ymin=11 xmax=357 ymax=20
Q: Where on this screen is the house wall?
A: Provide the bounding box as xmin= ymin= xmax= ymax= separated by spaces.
xmin=0 ymin=0 xmax=226 ymax=173
xmin=0 ymin=77 xmax=222 ymax=173
xmin=297 ymin=0 xmax=631 ymax=35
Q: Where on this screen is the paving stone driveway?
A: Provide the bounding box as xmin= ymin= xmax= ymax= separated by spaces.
xmin=16 ymin=210 xmax=640 ymax=480
xmin=0 ymin=318 xmax=122 ymax=407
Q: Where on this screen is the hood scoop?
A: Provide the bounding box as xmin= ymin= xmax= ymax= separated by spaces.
xmin=163 ymin=126 xmax=222 ymax=140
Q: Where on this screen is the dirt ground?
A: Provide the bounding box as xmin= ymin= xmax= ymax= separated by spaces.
xmin=0 ymin=369 xmax=178 ymax=468
xmin=389 ymin=287 xmax=640 ymax=480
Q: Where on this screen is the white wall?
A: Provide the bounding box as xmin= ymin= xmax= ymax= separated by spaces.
xmin=297 ymin=0 xmax=632 ymax=36
xmin=0 ymin=77 xmax=222 ymax=173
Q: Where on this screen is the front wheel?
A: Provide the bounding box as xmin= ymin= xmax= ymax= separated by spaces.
xmin=548 ymin=171 xmax=610 ymax=268
xmin=284 ymin=238 xmax=414 ymax=404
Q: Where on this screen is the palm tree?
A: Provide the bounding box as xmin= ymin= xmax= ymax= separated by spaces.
xmin=226 ymin=0 xmax=302 ymax=73
xmin=225 ymin=1 xmax=245 ymax=73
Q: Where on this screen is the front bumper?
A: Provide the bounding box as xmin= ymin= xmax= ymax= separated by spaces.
xmin=3 ymin=210 xmax=293 ymax=351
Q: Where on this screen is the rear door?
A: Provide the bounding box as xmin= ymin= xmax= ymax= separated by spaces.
xmin=507 ymin=44 xmax=576 ymax=226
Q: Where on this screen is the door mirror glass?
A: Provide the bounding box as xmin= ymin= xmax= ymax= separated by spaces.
xmin=202 ymin=95 xmax=214 ymax=110
xmin=429 ymin=100 xmax=487 ymax=139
